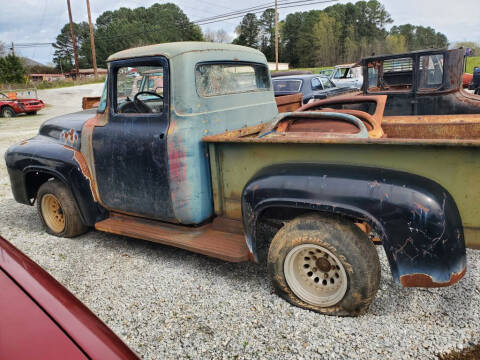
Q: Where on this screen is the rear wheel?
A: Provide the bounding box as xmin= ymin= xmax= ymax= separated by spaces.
xmin=268 ymin=214 xmax=380 ymax=316
xmin=37 ymin=180 xmax=88 ymax=237
xmin=1 ymin=106 xmax=16 ymax=118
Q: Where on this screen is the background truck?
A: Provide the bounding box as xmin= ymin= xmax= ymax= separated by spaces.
xmin=5 ymin=42 xmax=479 ymax=317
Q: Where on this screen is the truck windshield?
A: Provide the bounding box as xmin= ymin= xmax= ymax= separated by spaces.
xmin=196 ymin=62 xmax=270 ymax=97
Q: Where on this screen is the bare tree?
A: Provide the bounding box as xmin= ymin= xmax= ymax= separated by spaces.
xmin=0 ymin=41 xmax=6 ymax=57
xmin=204 ymin=28 xmax=232 ymax=43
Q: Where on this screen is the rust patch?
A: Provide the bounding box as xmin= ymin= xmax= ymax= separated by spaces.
xmin=95 ymin=212 xmax=250 ymax=262
xmin=63 ymin=145 xmax=99 ymax=202
xmin=400 ymin=267 xmax=466 ymax=288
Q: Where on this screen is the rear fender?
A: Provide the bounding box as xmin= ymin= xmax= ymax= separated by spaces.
xmin=242 ymin=164 xmax=466 ymax=287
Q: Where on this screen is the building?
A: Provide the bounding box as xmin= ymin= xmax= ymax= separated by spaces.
xmin=29 ymin=73 xmax=66 ymax=82
xmin=67 ymin=68 xmax=108 ymax=79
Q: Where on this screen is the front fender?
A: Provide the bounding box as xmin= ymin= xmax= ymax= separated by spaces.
xmin=242 ymin=164 xmax=466 ymax=287
xmin=5 ymin=136 xmax=105 ymax=226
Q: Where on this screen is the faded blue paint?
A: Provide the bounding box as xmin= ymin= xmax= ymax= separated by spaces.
xmin=166 ymin=46 xmax=278 ymax=224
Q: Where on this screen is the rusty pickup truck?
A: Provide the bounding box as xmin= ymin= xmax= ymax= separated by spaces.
xmin=5 ymin=42 xmax=480 ymax=316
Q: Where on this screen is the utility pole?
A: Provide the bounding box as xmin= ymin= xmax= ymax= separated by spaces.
xmin=10 ymin=42 xmax=15 ymax=56
xmin=274 ymin=0 xmax=279 ymax=71
xmin=86 ymin=0 xmax=98 ymax=78
xmin=67 ymin=0 xmax=79 ymax=78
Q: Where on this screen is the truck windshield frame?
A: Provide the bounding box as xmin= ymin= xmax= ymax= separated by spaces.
xmin=97 ymin=76 xmax=108 ymax=113
xmin=195 ymin=61 xmax=271 ymax=97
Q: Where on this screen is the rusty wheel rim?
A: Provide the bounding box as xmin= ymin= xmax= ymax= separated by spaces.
xmin=284 ymin=244 xmax=348 ymax=307
xmin=41 ymin=194 xmax=65 ymax=233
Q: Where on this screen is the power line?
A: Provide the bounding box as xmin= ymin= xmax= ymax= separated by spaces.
xmin=194 ymin=0 xmax=336 ymax=25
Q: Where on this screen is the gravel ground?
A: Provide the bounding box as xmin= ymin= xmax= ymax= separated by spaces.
xmin=1 ymin=84 xmax=480 ymax=359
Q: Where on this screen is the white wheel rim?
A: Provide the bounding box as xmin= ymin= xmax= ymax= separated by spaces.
xmin=284 ymin=244 xmax=348 ymax=307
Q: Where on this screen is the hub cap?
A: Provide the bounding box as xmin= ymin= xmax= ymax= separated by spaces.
xmin=41 ymin=194 xmax=65 ymax=233
xmin=284 ymin=244 xmax=348 ymax=307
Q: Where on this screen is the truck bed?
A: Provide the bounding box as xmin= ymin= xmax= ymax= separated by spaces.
xmin=204 ymin=123 xmax=480 ymax=249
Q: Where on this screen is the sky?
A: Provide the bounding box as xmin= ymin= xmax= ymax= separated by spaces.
xmin=0 ymin=0 xmax=479 ymax=65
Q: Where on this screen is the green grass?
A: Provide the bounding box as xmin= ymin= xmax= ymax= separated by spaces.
xmin=34 ymin=76 xmax=106 ymax=90
xmin=291 ymin=66 xmax=333 ymax=73
xmin=465 ymin=56 xmax=480 ymax=74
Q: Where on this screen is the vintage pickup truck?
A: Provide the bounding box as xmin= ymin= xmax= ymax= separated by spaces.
xmin=5 ymin=42 xmax=480 ymax=316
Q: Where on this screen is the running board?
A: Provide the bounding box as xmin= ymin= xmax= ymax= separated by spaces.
xmin=94 ymin=213 xmax=249 ymax=262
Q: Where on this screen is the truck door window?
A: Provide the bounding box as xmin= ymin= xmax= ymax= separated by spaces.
xmin=195 ymin=62 xmax=270 ymax=97
xmin=367 ymin=57 xmax=413 ymax=93
xmin=116 ymin=65 xmax=164 ymax=114
xmin=418 ymin=54 xmax=444 ymax=90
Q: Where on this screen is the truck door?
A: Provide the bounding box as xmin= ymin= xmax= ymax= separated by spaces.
xmin=92 ymin=56 xmax=174 ymax=221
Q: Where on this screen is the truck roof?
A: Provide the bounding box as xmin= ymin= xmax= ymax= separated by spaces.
xmin=107 ymin=41 xmax=264 ymax=62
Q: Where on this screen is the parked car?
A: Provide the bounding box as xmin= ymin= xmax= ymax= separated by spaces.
xmin=273 ymin=74 xmax=355 ymax=104
xmin=0 ymin=92 xmax=45 ymax=117
xmin=0 ymin=235 xmax=138 ymax=359
xmin=329 ymin=63 xmax=363 ymax=89
xmin=5 ymin=42 xmax=479 ymax=317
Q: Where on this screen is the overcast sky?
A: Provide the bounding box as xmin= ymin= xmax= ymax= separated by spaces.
xmin=0 ymin=0 xmax=479 ymax=65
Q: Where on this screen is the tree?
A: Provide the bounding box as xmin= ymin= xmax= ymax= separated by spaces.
xmin=312 ymin=13 xmax=340 ymax=66
xmin=0 ymin=54 xmax=27 ymax=84
xmin=259 ymin=9 xmax=276 ymax=61
xmin=385 ymin=34 xmax=407 ymax=54
xmin=232 ymin=13 xmax=260 ymax=48
xmin=94 ymin=4 xmax=202 ymax=67
xmin=52 ymin=22 xmax=90 ymax=72
xmin=204 ymin=29 xmax=231 ymax=43
xmin=390 ymin=24 xmax=448 ymax=51
xmin=52 ymin=3 xmax=202 ymax=69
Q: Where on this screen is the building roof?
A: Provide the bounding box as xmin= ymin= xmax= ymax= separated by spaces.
xmin=107 ymin=41 xmax=264 ymax=62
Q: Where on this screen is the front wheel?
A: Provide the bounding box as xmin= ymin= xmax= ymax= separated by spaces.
xmin=1 ymin=106 xmax=16 ymax=118
xmin=37 ymin=179 xmax=89 ymax=237
xmin=267 ymin=214 xmax=380 ymax=316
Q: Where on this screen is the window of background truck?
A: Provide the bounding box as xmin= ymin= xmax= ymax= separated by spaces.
xmin=98 ymin=77 xmax=108 ymax=113
xmin=367 ymin=57 xmax=413 ymax=92
xmin=115 ymin=65 xmax=164 ymax=114
xmin=195 ymin=62 xmax=270 ymax=97
xmin=273 ymin=79 xmax=302 ymax=93
xmin=418 ymin=54 xmax=444 ymax=90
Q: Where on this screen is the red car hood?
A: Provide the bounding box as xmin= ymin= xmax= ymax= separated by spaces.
xmin=0 ymin=236 xmax=138 ymax=360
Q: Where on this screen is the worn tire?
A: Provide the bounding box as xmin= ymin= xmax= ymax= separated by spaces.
xmin=1 ymin=106 xmax=16 ymax=118
xmin=267 ymin=214 xmax=380 ymax=316
xmin=37 ymin=179 xmax=89 ymax=237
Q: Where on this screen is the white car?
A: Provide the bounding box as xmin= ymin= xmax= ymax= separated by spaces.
xmin=330 ymin=63 xmax=363 ymax=89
